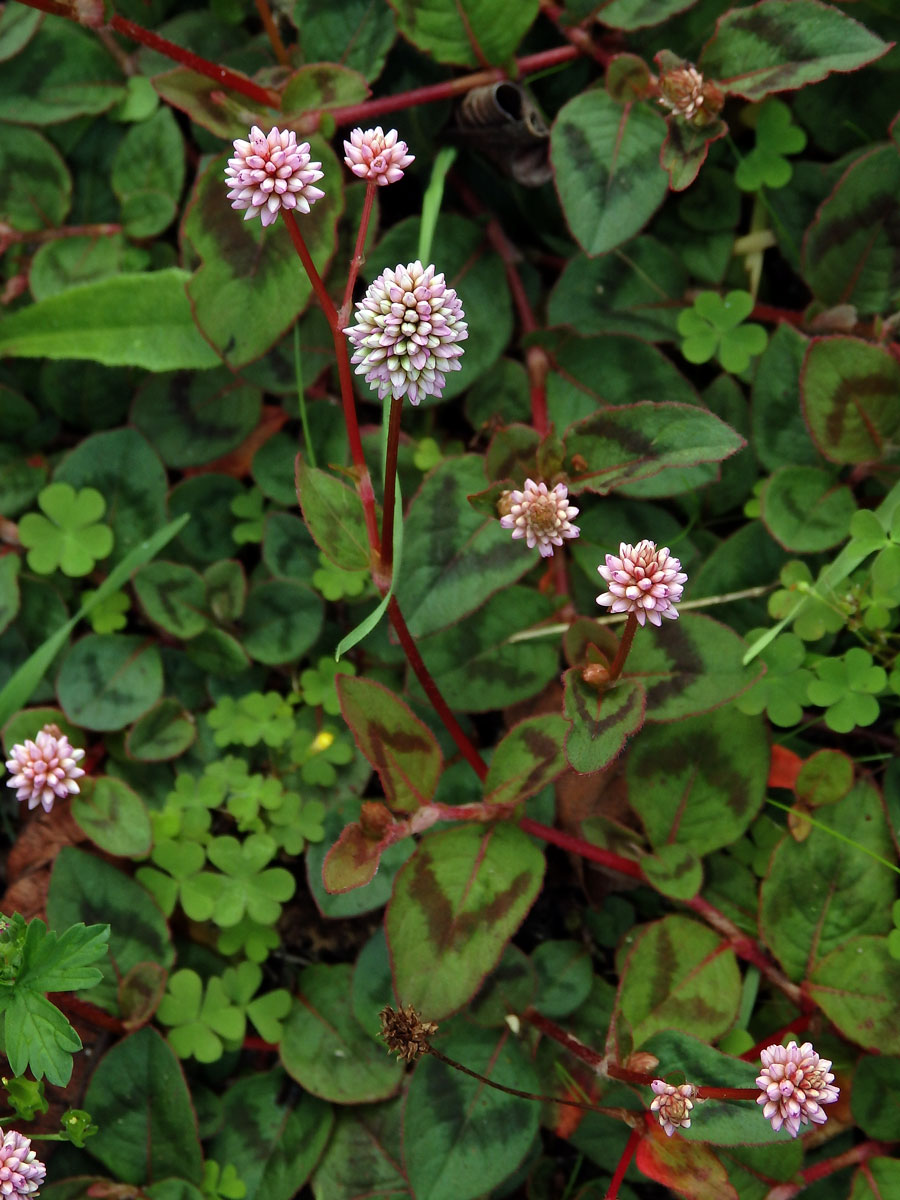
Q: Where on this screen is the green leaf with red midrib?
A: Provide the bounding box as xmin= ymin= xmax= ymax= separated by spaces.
xmin=563 ymin=672 xmax=646 ymax=774
xmin=483 ymin=714 xmax=568 ymax=806
xmin=338 ymin=675 xmax=442 ymax=813
xmin=800 ymin=336 xmax=900 ymax=465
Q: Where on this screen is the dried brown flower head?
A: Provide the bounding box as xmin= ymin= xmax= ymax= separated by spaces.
xmin=379 ymin=1004 xmax=438 ymax=1062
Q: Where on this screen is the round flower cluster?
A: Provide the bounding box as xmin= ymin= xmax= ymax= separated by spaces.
xmin=0 ymin=1128 xmax=46 ymax=1198
xmin=225 ymin=126 xmax=324 ymax=228
xmin=756 ymin=1041 xmax=840 ymax=1138
xmin=650 ymin=1079 xmax=696 ymax=1137
xmin=344 ymin=261 xmax=467 ymax=404
xmin=5 ymin=725 xmax=86 ymax=813
xmin=499 ymin=479 xmax=580 ymax=558
xmin=343 ymin=127 xmax=414 ymax=186
xmin=596 ymin=540 xmax=687 ymax=626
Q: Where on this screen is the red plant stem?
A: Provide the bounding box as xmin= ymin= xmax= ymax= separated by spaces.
xmin=803 ymin=1142 xmax=890 ymax=1186
xmin=523 ymin=1009 xmax=606 ymax=1071
xmin=253 ymin=0 xmax=289 ymax=66
xmin=519 ymin=816 xmax=644 ymax=880
xmin=380 ymin=395 xmax=404 ymax=574
xmin=605 ymin=1126 xmax=642 ymax=1200
xmin=607 ymin=613 xmax=638 ymax=682
xmin=340 ymin=180 xmax=377 ymax=328
xmin=751 ymin=303 xmax=806 ymax=328
xmin=1 ymin=222 xmax=122 ymax=247
xmin=526 ymin=345 xmax=550 ymax=437
xmin=108 ymin=14 xmax=280 ymax=108
xmin=387 ymin=597 xmax=488 ymax=780
xmin=540 ymin=0 xmax=616 ymax=68
xmin=282 ymin=210 xmax=380 ymax=554
xmin=327 ymin=45 xmax=581 ymax=126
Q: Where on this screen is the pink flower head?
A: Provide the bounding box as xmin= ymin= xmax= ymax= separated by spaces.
xmin=500 ymin=479 xmax=580 ymax=557
xmin=5 ymin=724 xmax=85 ymax=813
xmin=0 ymin=1128 xmax=46 ymax=1197
xmin=225 ymin=125 xmax=324 ymax=228
xmin=343 ymin=127 xmax=414 ymax=186
xmin=597 ymin=540 xmax=687 ymax=627
xmin=650 ymin=1079 xmax=696 ymax=1137
xmin=756 ymin=1041 xmax=840 ymax=1138
xmin=344 ymin=261 xmax=467 ymax=404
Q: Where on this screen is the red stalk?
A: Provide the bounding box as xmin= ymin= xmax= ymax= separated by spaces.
xmin=380 ymin=395 xmax=404 ymax=574
xmin=605 ymin=1127 xmax=642 ymax=1200
xmin=340 ymin=180 xmax=377 ymax=328
xmin=519 ymin=817 xmax=644 ymax=880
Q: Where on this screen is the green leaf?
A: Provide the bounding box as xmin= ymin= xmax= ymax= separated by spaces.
xmin=338 ymin=675 xmax=442 ymax=813
xmin=112 ymin=107 xmax=185 ymax=237
xmin=0 ymin=269 xmax=220 ymax=369
xmin=0 ymin=4 xmax=42 ymax=63
xmin=312 ymin=1105 xmax=407 ymax=1197
xmin=280 ymin=963 xmax=404 ymax=1102
xmin=48 ymin=846 xmax=174 ymax=1015
xmin=641 ymin=844 xmax=703 ymax=901
xmin=71 ymin=776 xmax=153 ymax=857
xmin=660 ymin=115 xmax=727 ymax=192
xmin=809 ymin=936 xmax=900 ymax=1053
xmin=532 ymin=940 xmax=593 ymax=1018
xmin=18 ymin=483 xmax=113 ymax=576
xmin=590 ymin=0 xmax=698 ymax=30
xmin=20 ymin=916 xmax=110 ymax=994
xmin=563 ymin=675 xmax=646 ymax=774
xmin=483 ymin=714 xmax=568 ymax=807
xmin=0 ymin=15 xmax=125 ymax=123
xmin=404 ymin=1025 xmax=540 ymax=1200
xmin=134 ymin=562 xmax=209 ymax=639
xmin=750 ymin=324 xmax=819 ymax=470
xmin=126 ymin=699 xmax=197 ymax=762
xmin=851 ymin=1056 xmax=900 ymax=1140
xmin=209 ymin=1069 xmax=333 ymax=1200
xmin=627 ymin=709 xmax=768 ymax=856
xmin=551 ymin=90 xmax=668 ymax=255
xmin=241 ymin=580 xmax=323 ymax=666
xmin=281 ymin=63 xmax=370 ymax=114
xmin=133 ymin=370 xmax=262 ymax=468
xmin=386 ymin=0 xmax=539 ymax=67
xmin=183 ymin=141 xmax=341 ymax=368
xmin=386 ymin=823 xmax=544 ymax=1019
xmin=734 ymin=99 xmax=807 ymax=191
xmin=734 ymin=632 xmax=813 ymax=727
xmin=413 ymin=587 xmax=559 ymax=712
xmin=0 ymin=553 xmax=21 ymax=636
xmin=625 ymin=612 xmax=760 ymax=721
xmin=3 ymin=990 xmax=82 ymax=1085
xmin=566 ymin=402 xmax=745 ymax=493
xmin=698 ymin=0 xmax=891 ymax=101
xmin=83 ymin=1027 xmax=204 ymax=1185
xmin=760 ymin=782 xmax=894 ymax=981
xmin=57 ymin=633 xmax=163 ymax=731
xmin=291 ymin=0 xmax=396 ymax=80
xmin=849 ymin=1159 xmax=900 ymax=1200
xmin=615 ymin=915 xmax=740 ymax=1051
xmin=801 ymin=336 xmax=900 ymax=464
xmin=295 ymin=457 xmax=371 ymax=572
xmin=677 ymin=291 xmax=767 ymax=373
xmin=0 ymin=123 xmax=70 ymax=232
xmin=760 ymin=466 xmax=855 ymax=552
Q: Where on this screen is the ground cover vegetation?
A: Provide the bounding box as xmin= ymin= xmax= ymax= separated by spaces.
xmin=0 ymin=0 xmax=899 ymax=1197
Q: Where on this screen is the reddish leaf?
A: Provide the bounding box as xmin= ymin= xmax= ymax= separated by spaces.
xmin=637 ymin=1122 xmax=738 ymax=1200
xmin=321 ymin=822 xmax=386 ymax=894
xmin=768 ymin=744 xmax=802 ymax=790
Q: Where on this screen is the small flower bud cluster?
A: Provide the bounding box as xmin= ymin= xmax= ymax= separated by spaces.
xmin=0 ymin=1128 xmax=46 ymax=1198
xmin=657 ymin=64 xmax=724 ymax=125
xmin=756 ymin=1041 xmax=840 ymax=1138
xmin=597 ymin=540 xmax=686 ymax=626
xmin=225 ymin=126 xmax=324 ymax=227
xmin=499 ymin=479 xmax=580 ymax=558
xmin=5 ymin=725 xmax=86 ymax=813
xmin=650 ymin=1079 xmax=696 ymax=1137
xmin=343 ymin=127 xmax=414 ymax=186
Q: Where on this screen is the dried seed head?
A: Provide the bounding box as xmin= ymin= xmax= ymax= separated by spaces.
xmin=379 ymin=1004 xmax=438 ymax=1062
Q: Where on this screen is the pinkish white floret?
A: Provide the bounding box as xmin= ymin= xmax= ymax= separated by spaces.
xmin=343 ymin=127 xmax=414 ymax=186
xmin=500 ymin=479 xmax=580 ymax=558
xmin=756 ymin=1042 xmax=840 ymax=1138
xmin=5 ymin=725 xmax=85 ymax=814
xmin=597 ymin=540 xmax=687 ymax=627
xmin=650 ymin=1079 xmax=696 ymax=1137
xmin=344 ymin=261 xmax=467 ymax=404
xmin=0 ymin=1129 xmax=45 ymax=1198
xmin=225 ymin=125 xmax=324 ymax=228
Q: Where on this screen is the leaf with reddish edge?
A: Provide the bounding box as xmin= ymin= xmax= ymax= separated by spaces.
xmin=338 ymin=675 xmax=442 ymax=813
xmin=698 ymin=0 xmax=892 ymax=102
xmin=563 ymin=673 xmax=646 ymax=775
xmin=564 ymin=403 xmax=744 ymax=494
xmin=483 ymin=714 xmax=569 ymax=806
xmin=281 ymin=63 xmax=369 ymax=117
xmin=153 ymin=69 xmax=265 ymax=139
xmin=802 ymin=145 xmax=900 ymax=316
xmin=614 ymin=915 xmax=740 ymax=1053
xmin=660 ymin=116 xmax=728 ymax=191
xmin=321 ymin=820 xmax=386 ymax=894
xmin=636 ymin=1123 xmax=738 ymax=1200
xmin=624 ymin=613 xmax=761 ymax=722
xmin=386 ymin=822 xmax=544 ymax=1020
xmin=295 ymin=455 xmax=371 ymax=572
xmin=182 ymin=139 xmax=342 ymax=370
xmin=800 ymin=336 xmax=900 ymax=465
xmin=809 ymin=936 xmax=900 ymax=1054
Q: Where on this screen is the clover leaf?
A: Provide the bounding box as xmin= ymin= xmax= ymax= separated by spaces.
xmin=297 ymin=656 xmax=356 ymax=716
xmin=806 ymin=647 xmax=886 ymax=733
xmin=81 ymin=587 xmax=130 ymax=633
xmin=677 ymin=290 xmax=767 ymax=373
xmin=264 ymin=792 xmax=326 ymax=855
xmin=203 ymin=1161 xmax=247 ymax=1200
xmin=735 ymin=632 xmax=814 ymax=727
xmin=18 ymin=483 xmax=114 ymax=577
xmin=735 ymin=99 xmax=807 ymax=192
xmin=768 ymin=561 xmax=847 ymax=641
xmin=289 ymin=725 xmax=354 ymax=787
xmin=156 ymin=968 xmax=245 ymax=1063
xmin=225 ymin=773 xmax=286 ymax=829
xmin=60 ymin=1108 xmax=98 ymax=1148
xmin=205 ymin=833 xmax=295 ymax=928
xmin=216 ymin=917 xmax=280 ymax=964
xmin=137 ymin=839 xmax=220 ymax=920
xmin=3 ymin=1076 xmax=48 ymax=1121
xmin=230 ymin=488 xmax=266 ymax=544
xmin=312 ymin=552 xmax=369 ymax=601
xmin=208 ymin=691 xmax=296 ymax=748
